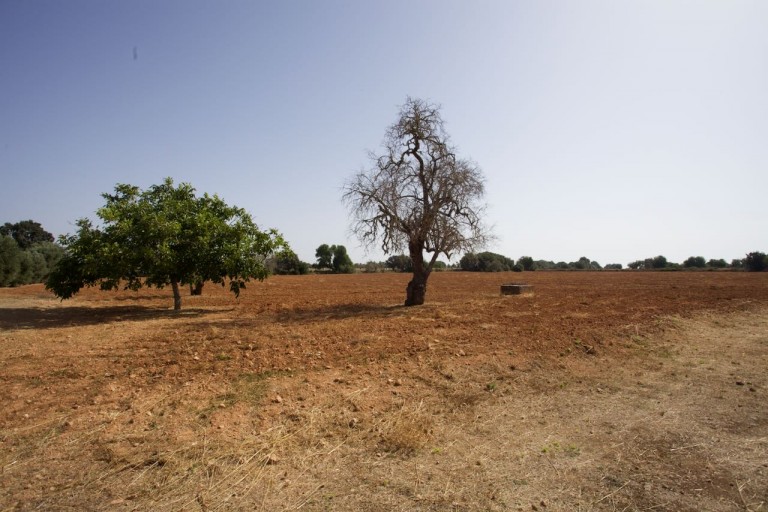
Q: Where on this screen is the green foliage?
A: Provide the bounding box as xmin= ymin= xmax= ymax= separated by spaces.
xmin=707 ymin=258 xmax=727 ymax=268
xmin=459 ymin=252 xmax=479 ymax=271
xmin=604 ymin=263 xmax=623 ymax=270
xmin=571 ymin=256 xmax=591 ymax=270
xmin=271 ymin=250 xmax=310 ymax=275
xmin=517 ymin=256 xmax=535 ymax=271
xmin=1 ymin=220 xmax=54 ymax=249
xmin=683 ymin=256 xmax=706 ymax=268
xmin=46 ymin=178 xmax=286 ymax=309
xmin=460 ymin=252 xmax=516 ymax=272
xmin=29 ymin=242 xmax=66 ymax=276
xmin=535 ymin=260 xmax=555 ymax=270
xmin=432 ymin=260 xmax=448 ymax=272
xmin=651 ymin=255 xmax=668 ymax=269
xmin=0 ymin=230 xmax=65 ymax=287
xmin=744 ymin=251 xmax=767 ymax=272
xmin=385 ymin=254 xmax=413 ymax=272
xmin=16 ymin=250 xmax=46 ymax=285
xmin=731 ymin=258 xmax=744 ymax=268
xmin=315 ymin=244 xmax=333 ymax=270
xmin=0 ymin=236 xmax=21 ymax=286
xmin=331 ymin=245 xmax=354 ymax=274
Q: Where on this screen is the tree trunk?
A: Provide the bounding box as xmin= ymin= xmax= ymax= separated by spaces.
xmin=189 ymin=281 xmax=204 ymax=296
xmin=171 ymin=279 xmax=182 ymax=311
xmin=405 ymin=241 xmax=429 ymax=306
xmin=405 ymin=271 xmax=428 ymax=306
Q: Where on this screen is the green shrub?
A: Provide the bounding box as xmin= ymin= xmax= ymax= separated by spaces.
xmin=707 ymin=258 xmax=727 ymax=268
xmin=745 ymin=252 xmax=767 ymax=272
xmin=683 ymin=256 xmax=706 ymax=268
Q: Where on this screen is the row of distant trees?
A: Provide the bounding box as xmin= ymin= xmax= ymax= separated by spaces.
xmin=3 ymin=218 xmax=765 ymax=289
xmin=455 ymin=252 xmax=768 ymax=273
xmin=0 ymin=221 xmax=66 ymax=287
xmin=626 ymin=253 xmax=767 ymax=272
xmin=459 ymin=253 xmax=600 ymax=272
xmin=268 ymin=244 xmax=355 ymax=275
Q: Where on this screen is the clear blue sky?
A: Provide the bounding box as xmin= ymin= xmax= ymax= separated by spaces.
xmin=2 ymin=0 xmax=766 ymax=266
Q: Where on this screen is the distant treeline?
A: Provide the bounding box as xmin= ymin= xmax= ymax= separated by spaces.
xmin=2 ymin=219 xmax=767 ymax=289
xmin=218 ymin=250 xmax=768 ymax=275
xmin=454 ymin=252 xmax=768 ymax=272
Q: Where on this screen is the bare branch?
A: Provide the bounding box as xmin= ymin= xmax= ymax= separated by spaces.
xmin=343 ymin=98 xmax=493 ymax=305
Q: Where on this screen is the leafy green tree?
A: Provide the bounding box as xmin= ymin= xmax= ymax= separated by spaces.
xmin=18 ymin=250 xmax=48 ymax=285
xmin=459 ymin=252 xmax=515 ymax=271
xmin=731 ymin=258 xmax=744 ymax=268
xmin=46 ymin=178 xmax=286 ymax=310
xmin=651 ymin=255 xmax=668 ymax=269
xmin=627 ymin=260 xmax=644 ymax=270
xmin=744 ymin=251 xmax=767 ymax=272
xmin=1 ymin=220 xmax=54 ymax=249
xmin=386 ymin=254 xmax=413 ymax=272
xmin=604 ymin=263 xmax=623 ymax=270
xmin=460 ymin=252 xmax=480 ymax=271
xmin=517 ymin=256 xmax=535 ymax=271
xmin=315 ymin=244 xmax=333 ymax=270
xmin=707 ymin=258 xmax=727 ymax=268
xmin=0 ymin=235 xmax=21 ymax=286
xmin=271 ymin=250 xmax=310 ymax=275
xmin=683 ymin=256 xmax=706 ymax=268
xmin=344 ymin=98 xmax=490 ymax=306
xmin=573 ymin=257 xmax=592 ymax=270
xmin=479 ymin=252 xmax=515 ymax=271
xmin=332 ymin=245 xmax=354 ymax=274
xmin=535 ymin=260 xmax=555 ymax=270
xmin=29 ymin=242 xmax=66 ymax=278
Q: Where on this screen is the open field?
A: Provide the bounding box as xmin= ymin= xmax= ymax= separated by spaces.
xmin=1 ymin=271 xmax=768 ymax=511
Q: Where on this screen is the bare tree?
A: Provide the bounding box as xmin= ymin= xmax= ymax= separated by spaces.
xmin=344 ymin=98 xmax=491 ymax=306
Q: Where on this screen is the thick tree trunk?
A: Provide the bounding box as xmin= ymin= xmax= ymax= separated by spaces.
xmin=171 ymin=279 xmax=182 ymax=311
xmin=405 ymin=272 xmax=428 ymax=306
xmin=189 ymin=281 xmax=204 ymax=296
xmin=405 ymin=241 xmax=429 ymax=306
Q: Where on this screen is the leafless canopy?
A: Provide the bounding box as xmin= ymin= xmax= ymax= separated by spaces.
xmin=344 ymin=98 xmax=491 ymax=269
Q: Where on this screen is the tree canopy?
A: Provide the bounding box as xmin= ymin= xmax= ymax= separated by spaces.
xmin=315 ymin=244 xmax=333 ymax=270
xmin=0 ymin=219 xmax=64 ymax=287
xmin=1 ymin=220 xmax=54 ymax=249
xmin=460 ymin=252 xmax=516 ymax=272
xmin=744 ymin=251 xmax=767 ymax=272
xmin=344 ymin=97 xmax=490 ymax=305
xmin=683 ymin=256 xmax=707 ymax=268
xmin=46 ymin=178 xmax=287 ymax=310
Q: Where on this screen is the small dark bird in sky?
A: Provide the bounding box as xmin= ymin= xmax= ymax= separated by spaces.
xmin=133 ymin=46 xmax=138 ymax=61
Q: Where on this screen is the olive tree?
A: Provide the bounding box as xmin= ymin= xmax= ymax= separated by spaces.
xmin=46 ymin=178 xmax=286 ymax=310
xmin=344 ymin=98 xmax=490 ymax=306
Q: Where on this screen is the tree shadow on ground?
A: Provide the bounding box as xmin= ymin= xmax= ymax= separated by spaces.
xmin=0 ymin=305 xmax=212 ymax=330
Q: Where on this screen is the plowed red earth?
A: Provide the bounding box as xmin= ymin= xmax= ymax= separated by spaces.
xmin=1 ymin=271 xmax=767 ymax=511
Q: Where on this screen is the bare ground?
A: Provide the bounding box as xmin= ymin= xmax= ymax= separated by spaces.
xmin=1 ymin=271 xmax=767 ymax=511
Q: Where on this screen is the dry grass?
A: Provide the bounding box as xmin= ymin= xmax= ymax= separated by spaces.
xmin=1 ymin=272 xmax=768 ymax=510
